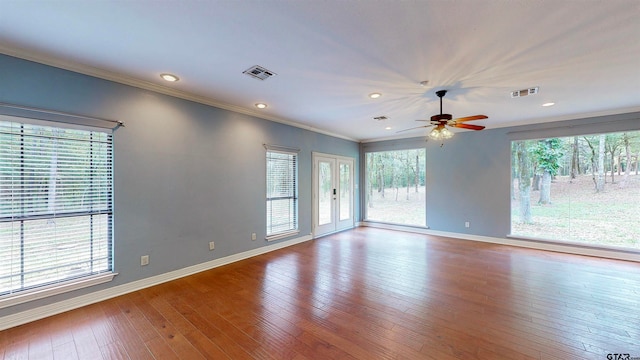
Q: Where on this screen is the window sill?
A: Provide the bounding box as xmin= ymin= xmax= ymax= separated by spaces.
xmin=506 ymin=234 xmax=640 ymax=254
xmin=266 ymin=230 xmax=300 ymax=242
xmin=362 ymin=220 xmax=429 ymax=230
xmin=0 ymin=272 xmax=117 ymax=310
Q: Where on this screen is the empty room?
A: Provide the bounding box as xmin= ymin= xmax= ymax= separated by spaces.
xmin=1 ymin=1 xmax=639 ymax=359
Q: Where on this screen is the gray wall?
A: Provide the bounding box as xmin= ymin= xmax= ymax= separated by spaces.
xmin=0 ymin=54 xmax=359 ymax=316
xmin=361 ymin=112 xmax=640 ymax=237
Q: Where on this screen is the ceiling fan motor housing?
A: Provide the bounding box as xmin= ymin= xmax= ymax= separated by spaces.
xmin=431 ymin=113 xmax=453 ymax=123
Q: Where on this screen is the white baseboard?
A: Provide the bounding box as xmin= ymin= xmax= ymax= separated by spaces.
xmin=359 ymin=222 xmax=640 ymax=262
xmin=0 ymin=234 xmax=312 ymax=331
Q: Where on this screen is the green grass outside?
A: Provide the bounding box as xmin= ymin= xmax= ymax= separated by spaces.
xmin=512 ymin=173 xmax=640 ymax=249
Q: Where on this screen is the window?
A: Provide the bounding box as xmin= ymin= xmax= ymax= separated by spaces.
xmin=0 ymin=119 xmax=113 ymax=300
xmin=365 ymin=148 xmax=426 ymax=226
xmin=511 ymin=131 xmax=640 ymax=250
xmin=266 ymin=149 xmax=298 ymax=239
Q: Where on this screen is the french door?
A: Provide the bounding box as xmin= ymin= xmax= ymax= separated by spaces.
xmin=313 ymin=152 xmax=355 ymax=237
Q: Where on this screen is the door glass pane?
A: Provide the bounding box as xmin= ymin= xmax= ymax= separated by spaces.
xmin=318 ymin=161 xmax=332 ymax=225
xmin=339 ymin=163 xmax=351 ymax=221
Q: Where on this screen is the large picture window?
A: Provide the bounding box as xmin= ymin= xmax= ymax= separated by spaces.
xmin=266 ymin=149 xmax=298 ymax=238
xmin=0 ymin=120 xmax=113 ymax=298
xmin=365 ymin=148 xmax=426 ymax=226
xmin=511 ymin=130 xmax=640 ymax=249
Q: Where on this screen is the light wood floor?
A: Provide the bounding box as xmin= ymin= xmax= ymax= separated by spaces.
xmin=1 ymin=227 xmax=639 ymax=359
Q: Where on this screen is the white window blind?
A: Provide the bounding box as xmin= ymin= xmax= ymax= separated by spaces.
xmin=266 ymin=150 xmax=298 ymax=237
xmin=0 ymin=120 xmax=113 ymax=297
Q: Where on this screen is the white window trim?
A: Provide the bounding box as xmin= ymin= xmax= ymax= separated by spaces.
xmin=0 ymin=112 xmax=118 ymax=307
xmin=265 ymin=144 xmax=299 ymax=238
xmin=265 ymin=230 xmax=300 ymax=242
xmin=0 ymin=272 xmax=117 ymax=309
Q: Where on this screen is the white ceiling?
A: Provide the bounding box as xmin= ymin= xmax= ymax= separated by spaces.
xmin=1 ymin=0 xmax=639 ymax=142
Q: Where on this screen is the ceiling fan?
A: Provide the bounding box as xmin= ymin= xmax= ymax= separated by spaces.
xmin=398 ymin=90 xmax=487 ymax=141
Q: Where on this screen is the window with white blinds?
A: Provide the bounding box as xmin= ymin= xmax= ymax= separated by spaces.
xmin=0 ymin=120 xmax=113 ymax=298
xmin=266 ymin=150 xmax=298 ymax=238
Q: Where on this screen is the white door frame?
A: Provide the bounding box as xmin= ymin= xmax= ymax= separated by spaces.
xmin=312 ymin=152 xmax=355 ymax=238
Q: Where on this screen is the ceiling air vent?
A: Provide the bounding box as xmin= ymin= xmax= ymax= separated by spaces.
xmin=511 ymin=87 xmax=539 ymax=98
xmin=374 ymin=116 xmax=388 ymax=121
xmin=243 ymin=65 xmax=276 ymax=80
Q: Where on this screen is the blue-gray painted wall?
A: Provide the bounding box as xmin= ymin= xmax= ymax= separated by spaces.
xmin=0 ymin=54 xmax=359 ymax=316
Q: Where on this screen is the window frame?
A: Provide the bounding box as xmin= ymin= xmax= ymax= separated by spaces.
xmin=0 ymin=114 xmax=116 ymax=309
xmin=265 ymin=147 xmax=299 ymax=241
xmin=508 ymin=127 xmax=640 ymax=252
xmin=363 ymin=147 xmax=427 ymax=227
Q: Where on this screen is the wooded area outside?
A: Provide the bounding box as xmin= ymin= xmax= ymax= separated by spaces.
xmin=511 ymin=130 xmax=640 ymax=249
xmin=365 ymin=149 xmax=426 ymax=226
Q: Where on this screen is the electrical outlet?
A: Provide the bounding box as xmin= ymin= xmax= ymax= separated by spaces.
xmin=465 ymin=221 xmax=470 ymax=228
xmin=141 ymin=255 xmax=149 ymax=266
xmin=209 ymin=241 xmax=215 ymax=251
xmin=251 ymin=232 xmax=257 ymax=241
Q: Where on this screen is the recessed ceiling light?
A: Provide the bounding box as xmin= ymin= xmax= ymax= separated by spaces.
xmin=542 ymin=102 xmax=555 ymax=107
xmin=160 ymin=73 xmax=179 ymax=82
xmin=255 ymin=103 xmax=268 ymax=109
xmin=369 ymin=93 xmax=382 ymax=99
xmin=385 ymin=126 xmax=392 ymax=130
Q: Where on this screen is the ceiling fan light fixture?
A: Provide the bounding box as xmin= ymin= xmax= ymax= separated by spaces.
xmin=440 ymin=127 xmax=454 ymax=139
xmin=428 ymin=125 xmax=454 ymax=141
xmin=428 ymin=127 xmax=441 ymax=140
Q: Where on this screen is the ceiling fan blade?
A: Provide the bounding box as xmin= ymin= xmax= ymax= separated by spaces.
xmin=453 ymin=123 xmax=485 ymax=131
xmin=453 ymin=115 xmax=488 ymax=122
xmin=415 ymin=119 xmax=431 ymax=122
xmin=396 ymin=125 xmax=432 ymax=133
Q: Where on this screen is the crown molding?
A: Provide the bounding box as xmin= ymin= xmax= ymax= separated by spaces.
xmin=0 ymin=46 xmax=358 ymax=142
xmin=491 ymin=107 xmax=640 ymax=130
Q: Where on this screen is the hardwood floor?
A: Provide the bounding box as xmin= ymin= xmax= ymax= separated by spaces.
xmin=1 ymin=227 xmax=639 ymax=359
